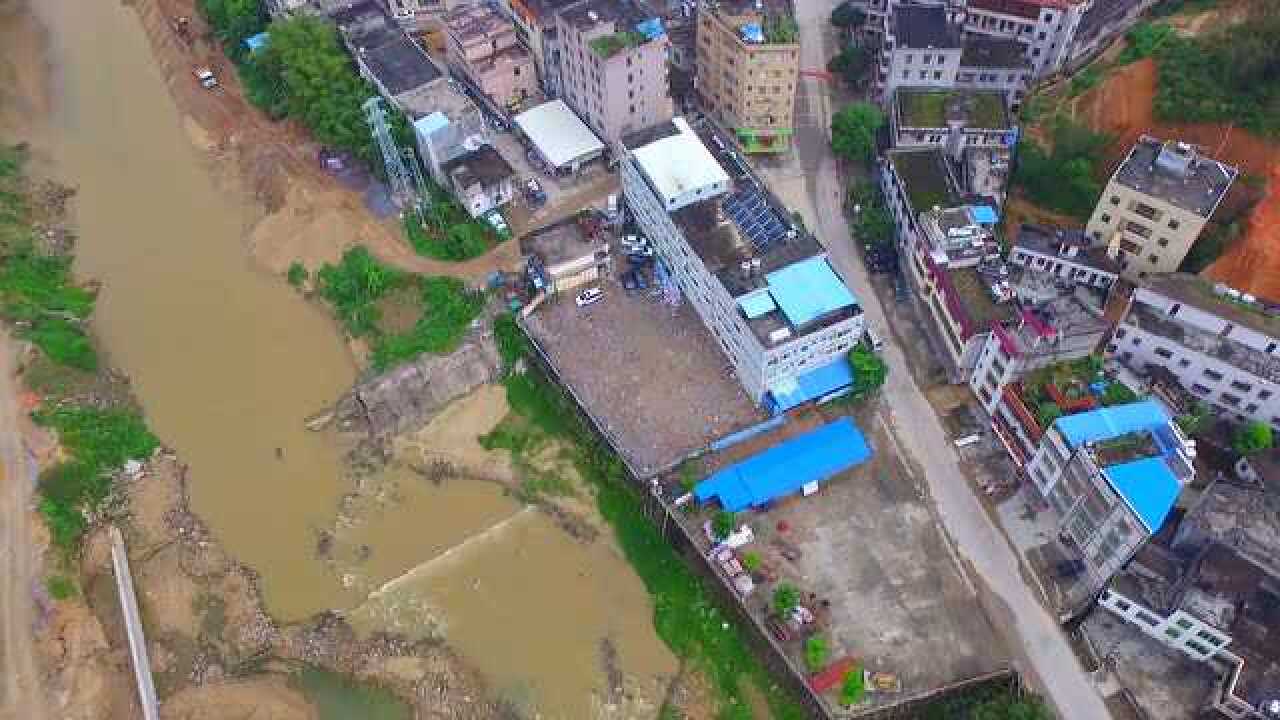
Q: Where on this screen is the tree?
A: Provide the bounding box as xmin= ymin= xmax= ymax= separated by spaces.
xmin=848 ymin=348 xmax=888 ymax=396
xmin=1012 ymin=116 xmax=1111 ymax=219
xmin=1100 ymin=382 xmax=1138 ymax=407
xmin=1233 ymin=420 xmax=1274 ymax=455
xmin=839 ymin=666 xmax=865 ymax=707
xmin=827 ymin=45 xmax=872 ymax=87
xmin=741 ymin=551 xmax=761 ymax=574
xmin=804 ymin=635 xmax=829 ymax=673
xmin=969 ymin=694 xmax=1053 ymax=720
xmin=830 ymin=103 xmax=884 ymax=164
xmin=1176 ymin=401 xmax=1211 ymax=437
xmin=711 ymin=510 xmax=736 ymax=540
xmin=772 ymin=582 xmax=800 ymax=618
xmin=830 ymin=2 xmax=866 ymax=29
xmin=198 ymin=0 xmax=265 ymax=53
xmin=287 ymin=261 xmax=308 ymax=288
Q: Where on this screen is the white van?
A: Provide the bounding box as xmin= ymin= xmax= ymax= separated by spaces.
xmin=865 ymin=326 xmax=884 ymax=353
xmin=575 ymin=287 xmax=603 ymax=307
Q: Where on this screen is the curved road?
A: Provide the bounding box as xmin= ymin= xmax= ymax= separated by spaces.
xmin=0 ymin=332 xmax=49 ymax=720
xmin=788 ymin=4 xmax=1112 ymax=719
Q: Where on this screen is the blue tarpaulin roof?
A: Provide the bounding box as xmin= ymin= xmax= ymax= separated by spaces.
xmin=740 ymin=23 xmax=764 ymax=43
xmin=693 ymin=417 xmax=872 ymax=512
xmin=767 ymin=357 xmax=855 ymax=414
xmin=971 ymin=205 xmax=998 ymax=224
xmin=414 ymin=111 xmax=450 ymax=136
xmin=636 ymin=17 xmax=666 ymax=40
xmin=765 ymin=257 xmax=857 ymax=328
xmin=1055 ymin=399 xmax=1171 ymax=448
xmin=1103 ymin=456 xmax=1181 ymax=532
xmin=245 ymin=31 xmax=270 ymax=53
xmin=737 ymin=291 xmax=777 ymax=319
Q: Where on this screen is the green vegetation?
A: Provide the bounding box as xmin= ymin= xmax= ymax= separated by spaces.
xmin=1149 ymin=6 xmax=1280 ymax=137
xmin=34 ymin=405 xmax=159 ymax=551
xmin=487 ymin=315 xmax=804 ymax=718
xmin=1233 ymin=420 xmax=1274 ymax=455
xmin=677 ymin=457 xmax=702 ymax=493
xmin=1101 ymin=382 xmax=1138 ymax=407
xmin=0 ymin=246 xmax=99 ymax=371
xmin=197 ymin=0 xmax=266 ymax=53
xmin=1013 ymin=116 xmax=1112 ymax=219
xmin=1069 ymin=66 xmax=1104 ymax=97
xmin=827 ymin=44 xmax=872 ymax=88
xmin=830 ymin=102 xmax=885 ymax=164
xmin=763 ymin=15 xmax=799 ymax=44
xmin=403 ymin=185 xmax=498 ymax=261
xmin=1035 ymin=401 xmax=1063 ymax=428
xmin=847 ymin=181 xmax=894 ymax=248
xmin=840 ymin=666 xmax=865 ymax=706
xmin=848 ymin=347 xmax=888 ymax=399
xmin=1118 ymin=21 xmax=1175 ymax=65
xmin=1176 ymin=400 xmax=1212 ymax=436
xmin=1 ymin=144 xmax=33 ymax=250
xmin=803 ymin=635 xmax=829 ymax=673
xmin=314 ymin=247 xmax=483 ymax=371
xmin=920 ymin=683 xmax=1050 ymax=720
xmin=287 ymin=261 xmax=308 ymax=288
xmin=46 ymin=574 xmax=77 ymax=600
xmin=900 ymin=90 xmax=1006 ymax=129
xmin=772 ymin=582 xmax=800 ymax=618
xmin=741 ymin=551 xmax=761 ymax=574
xmin=830 ymin=1 xmax=866 ymax=29
xmin=711 ymin=510 xmax=736 ymax=541
xmin=589 ymin=31 xmax=645 ymax=58
xmin=293 ymin=667 xmax=410 ymax=720
xmin=1181 ymin=218 xmax=1241 ymax=273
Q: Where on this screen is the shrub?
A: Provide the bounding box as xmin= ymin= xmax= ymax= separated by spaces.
xmin=711 ymin=510 xmax=736 ymax=541
xmin=840 ymin=667 xmax=865 ymax=706
xmin=804 ymin=635 xmax=829 ymax=673
xmin=848 ymin=348 xmax=888 ymax=397
xmin=316 ymin=246 xmax=406 ymax=338
xmin=741 ymin=551 xmax=761 ymax=573
xmin=1233 ymin=420 xmax=1274 ymax=455
xmin=20 ymin=318 xmax=97 ymax=371
xmin=772 ymin=583 xmax=800 ymax=617
xmin=287 ymin=261 xmax=308 ymax=288
xmin=369 ymin=277 xmax=484 ymax=371
xmin=46 ymin=574 xmax=77 ymax=600
xmin=1101 ymin=383 xmax=1138 ymax=407
xmin=1013 ymin=116 xmax=1111 ymax=219
xmin=33 ymin=405 xmax=159 ymax=474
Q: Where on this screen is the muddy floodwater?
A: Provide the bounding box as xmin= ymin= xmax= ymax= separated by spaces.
xmin=22 ymin=0 xmax=674 ymax=714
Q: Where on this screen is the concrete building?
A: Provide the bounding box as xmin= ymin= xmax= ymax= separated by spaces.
xmin=503 ymin=0 xmax=583 ymax=95
xmin=1007 ymin=223 xmax=1120 ymax=293
xmin=955 ymin=35 xmax=1032 ymax=110
xmin=440 ymin=146 xmax=516 ymax=217
xmin=1086 ymin=136 xmax=1238 ymax=280
xmin=444 ymin=4 xmax=539 ymax=111
xmin=1096 ymin=477 xmax=1280 ymax=719
xmin=1023 ymin=399 xmax=1196 ymax=602
xmin=1110 ymin=274 xmax=1280 ymax=431
xmin=622 ymin=117 xmax=865 ymax=409
xmin=521 ymin=214 xmax=612 ymax=294
xmin=411 ymin=88 xmax=489 ymax=184
xmin=879 ymin=5 xmax=964 ymax=100
xmin=889 ymin=87 xmax=1016 ymax=205
xmin=694 ymin=0 xmax=800 ymax=153
xmin=555 ymin=0 xmax=674 ymax=144
xmin=882 ymin=148 xmax=1016 ymax=381
xmin=335 ymin=2 xmax=448 ymax=118
xmin=513 ymin=99 xmax=606 ymax=173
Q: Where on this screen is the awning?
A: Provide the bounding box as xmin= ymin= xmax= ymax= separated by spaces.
xmin=767 ymin=356 xmax=855 ymax=414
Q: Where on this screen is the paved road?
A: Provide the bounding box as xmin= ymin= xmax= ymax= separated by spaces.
xmin=787 ymin=6 xmax=1112 ymax=719
xmin=0 ymin=332 xmax=50 ymax=720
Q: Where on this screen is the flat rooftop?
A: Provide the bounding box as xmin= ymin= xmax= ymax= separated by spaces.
xmin=945 ymin=266 xmax=1018 ymax=330
xmin=522 ymin=274 xmax=764 ymax=477
xmin=363 ymin=36 xmax=443 ymax=96
xmin=442 ymin=145 xmax=514 ymax=188
xmin=960 ymin=36 xmax=1031 ymax=68
xmin=1014 ymin=223 xmax=1121 ymax=276
xmin=1142 ymin=273 xmax=1280 ymax=339
xmin=1112 ymin=136 xmax=1237 ymax=218
xmin=1004 ymin=278 xmax=1110 ymax=355
xmin=443 ymin=4 xmax=516 ymax=45
xmin=518 ymin=215 xmax=599 ymax=267
xmin=561 ymin=0 xmax=655 ymax=33
xmin=896 ymin=88 xmax=1010 ymax=130
xmin=333 ymin=0 xmax=400 ymax=49
xmin=888 ymin=149 xmax=961 ymax=216
xmin=893 ymin=4 xmax=960 ymax=49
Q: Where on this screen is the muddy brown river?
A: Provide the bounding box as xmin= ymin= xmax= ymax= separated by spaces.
xmin=18 ymin=0 xmax=674 ymax=715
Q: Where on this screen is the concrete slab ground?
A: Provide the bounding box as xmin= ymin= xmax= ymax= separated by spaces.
xmin=522 ymin=265 xmax=764 ymax=477
xmin=488 ymin=130 xmax=618 ymax=236
xmin=1083 ymin=612 xmax=1213 ymax=720
xmin=686 ymin=405 xmax=1009 ymax=707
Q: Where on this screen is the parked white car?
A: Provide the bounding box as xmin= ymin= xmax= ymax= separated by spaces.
xmin=865 ymin=325 xmax=884 ymax=353
xmin=575 ymin=287 xmax=603 ymax=307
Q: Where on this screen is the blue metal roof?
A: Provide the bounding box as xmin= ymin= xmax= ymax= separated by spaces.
xmin=414 ymin=111 xmax=450 ymax=136
xmin=765 ymin=257 xmax=857 ymax=328
xmin=1103 ymin=456 xmax=1181 ymax=532
xmin=971 ymin=205 xmax=998 ymax=225
xmin=636 ymin=17 xmax=665 ymax=40
xmin=737 ymin=291 xmax=777 ymax=319
xmin=767 ymin=357 xmax=854 ymax=414
xmin=1054 ymin=399 xmax=1171 ymax=448
xmin=740 ymin=23 xmax=764 ymax=43
xmin=693 ymin=417 xmax=872 ymax=512
xmin=245 ymin=31 xmax=270 ymax=53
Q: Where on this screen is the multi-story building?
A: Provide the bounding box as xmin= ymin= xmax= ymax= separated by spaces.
xmin=622 ymin=117 xmax=865 ymax=409
xmin=1096 ymin=476 xmax=1280 ymax=719
xmin=1007 ymin=223 xmax=1120 ymax=293
xmin=555 ymin=0 xmax=674 ymax=144
xmin=889 ymin=86 xmax=1016 ymax=204
xmin=955 ymin=35 xmax=1032 ymax=110
xmin=444 ymin=4 xmax=539 ymax=111
xmin=500 ymin=0 xmax=582 ymax=96
xmin=694 ymin=0 xmax=800 ymax=153
xmin=1110 ymin=274 xmax=1280 ymax=431
xmin=1086 ymin=136 xmax=1238 ymax=280
xmin=879 ymin=5 xmax=963 ymax=100
xmin=882 ymin=147 xmax=1016 ymax=381
xmin=411 ymin=88 xmax=489 ymax=184
xmin=1023 ymin=399 xmax=1196 ymax=606
xmin=335 ymin=2 xmax=448 ymax=118
xmin=440 ymin=146 xmax=516 ymax=217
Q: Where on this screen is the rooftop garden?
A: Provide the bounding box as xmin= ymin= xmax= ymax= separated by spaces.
xmin=1020 ymin=355 xmax=1140 ymax=428
xmin=890 ymin=150 xmax=956 ymax=214
xmin=588 ymin=30 xmax=645 ymax=58
xmin=1093 ymin=430 xmax=1160 ymax=467
xmin=898 ymin=90 xmax=1007 ymax=130
xmin=763 ymin=14 xmax=799 ymax=44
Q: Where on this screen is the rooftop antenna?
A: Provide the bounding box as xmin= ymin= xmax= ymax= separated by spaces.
xmin=363 ymin=96 xmax=416 ymax=210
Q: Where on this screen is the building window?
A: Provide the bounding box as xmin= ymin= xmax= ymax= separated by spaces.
xmin=1221 ymin=393 xmax=1242 ymax=407
xmin=905 ymin=53 xmax=913 ymax=64
xmin=1157 ymin=237 xmax=1169 ymax=247
xmin=1155 ymin=347 xmax=1173 ymax=359
xmin=1232 ymin=380 xmax=1253 ymax=392
xmin=1136 ymin=611 xmax=1160 ymax=626
xmin=1176 ymin=618 xmax=1194 ymax=630
xmin=1111 ymin=195 xmax=1121 ymax=206
xmin=1115 ymin=328 xmax=1127 ymax=339
xmin=922 ymin=53 xmax=931 ymax=64
xmin=1169 ymin=303 xmax=1181 ymax=316
xmin=1164 ymin=627 xmax=1182 ymax=639
xmin=1192 ymin=383 xmax=1210 ymax=395
xmin=1179 ymin=358 xmax=1191 ymax=369
xmin=1101 ymin=213 xmax=1111 ymax=223
xmin=1246 ymin=403 xmax=1260 ymax=413
xmin=1169 ymin=218 xmax=1180 ymax=230
xmin=1204 ymin=368 xmax=1224 ymax=382
xmin=1268 ymin=342 xmax=1278 ymax=354
xmin=1260 ymin=389 xmax=1274 ymax=400
xmin=1131 ymin=336 xmax=1143 ymax=346
xmin=934 ymin=70 xmax=943 ymax=80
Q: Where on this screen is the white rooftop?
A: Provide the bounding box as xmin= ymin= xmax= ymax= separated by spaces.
xmin=513 ymin=99 xmax=605 ymax=169
xmin=631 ymin=117 xmax=730 ymax=212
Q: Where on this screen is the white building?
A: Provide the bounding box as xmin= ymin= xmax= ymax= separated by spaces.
xmin=622 ymin=117 xmax=865 ymax=410
xmin=1110 ymin=275 xmax=1280 ymax=432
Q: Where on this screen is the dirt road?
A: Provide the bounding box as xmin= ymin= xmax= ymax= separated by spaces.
xmin=0 ymin=333 xmax=49 ymax=720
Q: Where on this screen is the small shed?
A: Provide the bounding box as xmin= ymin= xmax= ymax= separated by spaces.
xmin=513 ymin=99 xmax=605 ymax=173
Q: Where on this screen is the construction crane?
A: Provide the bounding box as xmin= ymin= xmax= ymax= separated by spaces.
xmin=362 ymin=96 xmax=415 ymax=209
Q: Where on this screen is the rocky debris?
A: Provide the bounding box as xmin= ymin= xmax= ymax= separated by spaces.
xmin=332 ymin=334 xmax=502 ymax=441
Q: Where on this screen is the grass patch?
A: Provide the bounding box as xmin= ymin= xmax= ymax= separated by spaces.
xmin=402 ymin=185 xmax=497 ymax=261
xmin=490 ymin=314 xmax=805 ymax=719
xmin=0 ymin=248 xmax=99 ymax=370
xmin=315 ymin=247 xmax=485 ymax=372
xmin=293 ymin=666 xmax=410 ymax=720
xmin=47 ymin=574 xmax=77 ymax=600
xmin=589 ymin=31 xmax=645 ymax=58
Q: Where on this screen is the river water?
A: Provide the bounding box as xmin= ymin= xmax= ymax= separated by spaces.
xmin=17 ymin=0 xmax=674 ymax=715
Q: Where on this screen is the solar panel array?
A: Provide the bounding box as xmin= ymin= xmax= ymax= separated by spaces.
xmin=722 ymin=188 xmax=787 ymax=252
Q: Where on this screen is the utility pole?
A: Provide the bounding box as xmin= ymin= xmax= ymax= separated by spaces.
xmin=363 ymin=97 xmax=415 ymax=209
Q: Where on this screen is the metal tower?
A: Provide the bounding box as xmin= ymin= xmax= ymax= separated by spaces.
xmin=403 ymin=146 xmax=431 ymax=222
xmin=362 ymin=97 xmax=414 ymax=208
